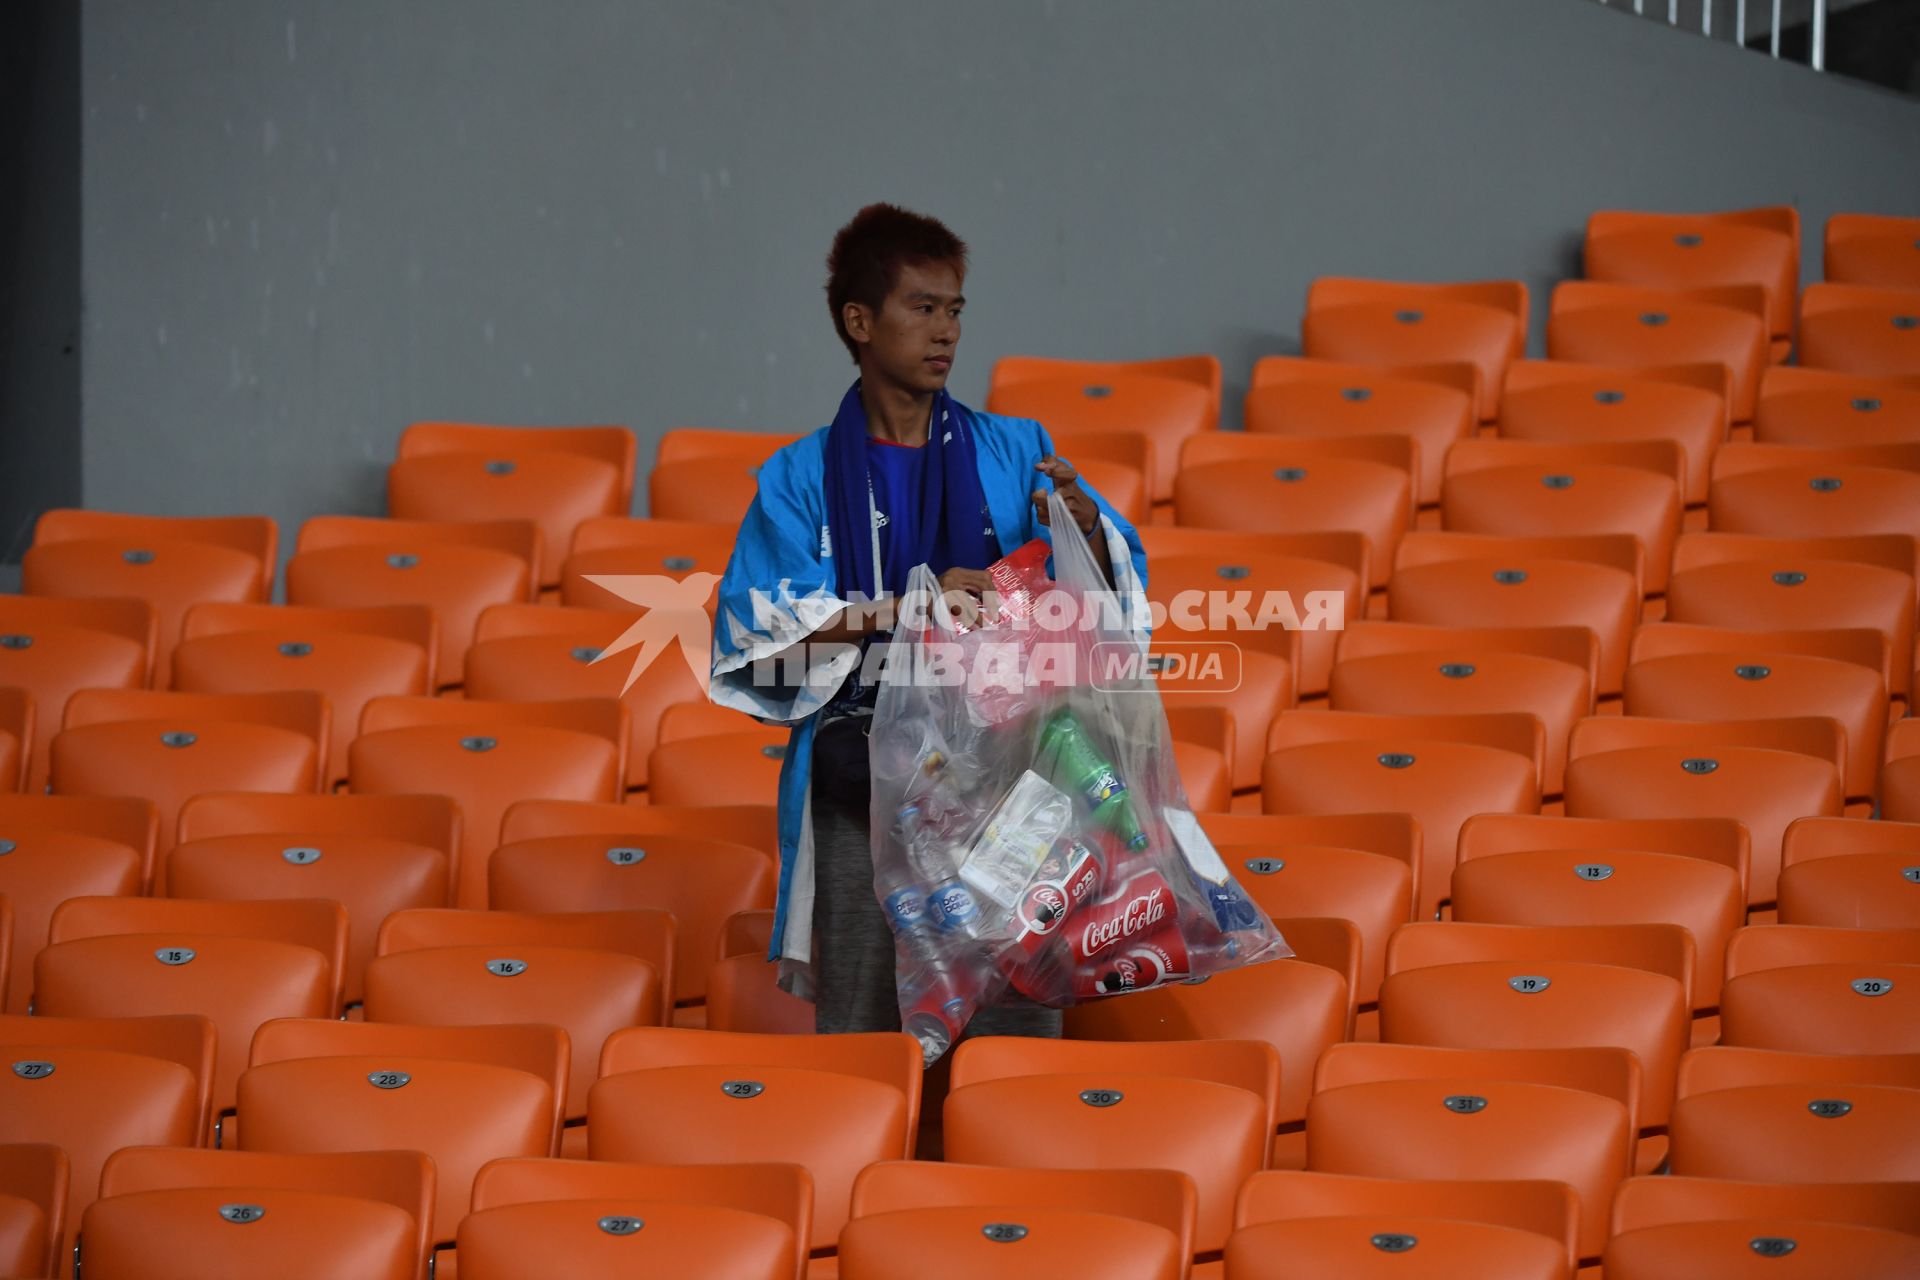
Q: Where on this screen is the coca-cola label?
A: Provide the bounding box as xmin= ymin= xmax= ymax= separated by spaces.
xmin=1065 ymin=856 xmax=1101 ymax=908
xmin=1074 ymin=873 xmax=1172 ymax=960
xmin=1021 ymin=883 xmax=1070 ymax=934
xmin=1075 ymin=930 xmax=1189 ymax=998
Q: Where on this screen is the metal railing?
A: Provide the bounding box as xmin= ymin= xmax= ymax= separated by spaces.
xmin=1599 ymin=0 xmax=1828 ymax=71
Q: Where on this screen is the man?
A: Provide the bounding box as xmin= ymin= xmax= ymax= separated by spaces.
xmin=710 ymin=203 xmax=1148 ymax=1041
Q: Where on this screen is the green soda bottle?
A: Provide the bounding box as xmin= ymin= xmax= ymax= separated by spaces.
xmin=1035 ymin=708 xmax=1151 ymax=851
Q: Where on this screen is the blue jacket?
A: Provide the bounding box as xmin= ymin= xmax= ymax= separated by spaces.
xmin=708 ymin=408 xmax=1148 ymax=990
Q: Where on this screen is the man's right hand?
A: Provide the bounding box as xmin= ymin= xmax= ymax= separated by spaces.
xmin=937 ymin=566 xmax=996 ymax=629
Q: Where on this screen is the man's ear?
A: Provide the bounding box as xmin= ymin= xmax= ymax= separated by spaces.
xmin=842 ymin=300 xmax=874 ymax=347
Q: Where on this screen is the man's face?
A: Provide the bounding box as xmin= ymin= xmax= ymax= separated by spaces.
xmin=846 ymin=259 xmax=964 ymax=394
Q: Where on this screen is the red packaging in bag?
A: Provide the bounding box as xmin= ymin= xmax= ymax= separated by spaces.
xmin=1071 ymin=924 xmax=1193 ymax=998
xmin=1070 ymin=926 xmax=1244 ymax=999
xmin=1069 ymin=867 xmax=1180 ymax=964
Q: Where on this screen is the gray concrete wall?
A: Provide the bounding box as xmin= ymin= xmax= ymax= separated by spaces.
xmin=1 ymin=0 xmax=81 ymax=572
xmin=76 ymin=0 xmax=1920 ymax=552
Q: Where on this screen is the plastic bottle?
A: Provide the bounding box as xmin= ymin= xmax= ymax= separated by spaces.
xmin=1035 ymin=708 xmax=1151 ymax=851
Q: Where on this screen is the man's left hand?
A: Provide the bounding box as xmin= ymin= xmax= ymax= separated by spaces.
xmin=1032 ymin=455 xmax=1100 ymax=538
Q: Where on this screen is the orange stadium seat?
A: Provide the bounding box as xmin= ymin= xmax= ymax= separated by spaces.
xmin=1563 ymin=715 xmax=1846 ymax=906
xmin=1667 ymin=1080 xmax=1920 ymax=1183
xmin=592 ymin=1028 xmax=917 ymax=1253
xmin=462 ymin=1199 xmax=795 ymax=1280
xmin=1499 ymin=361 xmax=1728 ymax=507
xmin=1440 ymin=438 xmax=1684 ymax=593
xmin=1261 ymin=709 xmax=1543 ymax=919
xmin=653 ymin=428 xmax=801 ymax=467
xmin=490 ymin=832 xmax=771 ymax=1007
xmin=1798 ymin=282 xmax=1920 ymax=376
xmin=286 ymin=516 xmax=541 ymax=686
xmin=1174 ymin=433 xmax=1416 ymax=585
xmin=1454 ymin=814 xmax=1747 ymax=1008
xmin=389 ymin=421 xmax=636 ymax=588
xmin=1142 ymin=534 xmax=1364 ymax=699
xmin=1228 ymin=1215 xmax=1571 ymax=1280
xmin=1388 ymin=532 xmax=1643 ymax=696
xmin=170 ymin=791 xmax=457 ymax=1005
xmin=1215 ymin=841 xmax=1412 ymax=1009
xmin=843 ymin=1206 xmax=1183 ymax=1280
xmin=49 ymin=689 xmax=328 ymax=865
xmin=1612 ymin=1169 xmax=1920 ymax=1244
xmin=367 ymin=907 xmax=674 ymax=1124
xmin=0 ymin=1044 xmax=200 ymax=1258
xmin=0 ymin=690 xmax=25 ymax=795
xmin=0 ymin=822 xmax=144 ymax=1016
xmin=1674 ymin=1043 xmax=1920 ymax=1097
xmin=1710 ymin=439 xmax=1920 ymax=540
xmin=647 ymin=428 xmax=798 ymax=524
xmin=349 ymin=694 xmax=624 ymax=908
xmin=1754 ymin=365 xmax=1920 ymax=445
xmin=1630 ymin=620 xmax=1894 ymax=710
xmin=1243 ymin=357 xmax=1477 ymax=505
xmin=466 ymin=1157 xmax=810 ymax=1280
xmin=1234 ymin=1170 xmax=1578 ymax=1280
xmin=559 ymin=516 xmax=733 ymax=612
xmin=1605 ymin=1221 xmax=1920 ymax=1280
xmin=987 ymin=354 xmax=1220 ymax=505
xmin=1061 ymin=957 xmax=1347 ymax=1170
xmin=1778 ymin=815 xmax=1920 ymax=928
xmin=1547 ymin=281 xmax=1769 ymax=421
xmin=853 ymin=1162 xmax=1192 ymax=1279
xmin=0 ymin=1012 xmax=215 ymax=1153
xmin=705 ymin=952 xmax=814 ymax=1035
xmin=1380 ymin=922 xmax=1691 ymax=1136
xmin=1623 ymin=649 xmax=1888 ymax=801
xmin=1825 ymin=212 xmax=1920 ymax=290
xmin=0 ymin=1142 xmax=66 ymax=1280
xmin=239 ymin=1019 xmax=566 ymax=1250
xmin=1584 ymin=207 xmax=1799 ymax=359
xmin=173 ymin=602 xmax=435 ymax=787
xmin=37 ymin=897 xmax=346 ymax=1127
xmin=89 ymin=1146 xmax=434 ymax=1280
xmin=466 ymin=602 xmax=705 ymax=793
xmin=645 ymin=704 xmax=788 ymax=808
xmin=944 ymin=1037 xmax=1273 ymax=1255
xmin=499 ymin=796 xmax=778 ymax=863
xmin=21 ymin=512 xmax=276 ymax=682
xmin=1307 ymin=1042 xmax=1636 ymax=1261
xmin=1330 ymin=622 xmax=1595 ymax=794
xmin=1664 ymin=532 xmax=1917 ymax=703
xmin=1159 ymin=647 xmax=1295 ymax=797
xmin=0 ymin=595 xmax=153 ymax=791
xmin=1718 ymin=924 xmax=1920 ymax=1054
xmin=1885 ymin=717 xmax=1920 ymax=822
xmin=1302 ymin=278 xmax=1528 ymax=421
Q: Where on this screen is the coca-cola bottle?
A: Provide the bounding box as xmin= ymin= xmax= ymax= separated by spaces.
xmin=899 ymin=962 xmax=984 ymax=1065
xmin=1071 ymin=926 xmax=1242 ymax=999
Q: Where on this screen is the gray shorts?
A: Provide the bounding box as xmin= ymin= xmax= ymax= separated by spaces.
xmin=810 ymin=715 xmax=1061 ymax=1044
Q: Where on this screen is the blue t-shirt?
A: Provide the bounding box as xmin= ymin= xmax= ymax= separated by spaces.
xmin=821 ymin=437 xmax=932 ymax=717
xmin=867 ymin=436 xmax=930 ymax=598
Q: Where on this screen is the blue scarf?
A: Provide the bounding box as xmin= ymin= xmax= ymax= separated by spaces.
xmin=824 ymin=380 xmax=997 ymax=601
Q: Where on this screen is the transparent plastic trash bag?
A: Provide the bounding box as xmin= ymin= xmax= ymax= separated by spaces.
xmin=869 ymin=493 xmax=1291 ymax=1065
